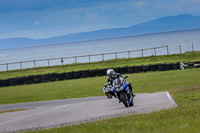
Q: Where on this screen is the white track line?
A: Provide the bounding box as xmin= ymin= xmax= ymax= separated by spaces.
xmin=166 ymin=91 xmax=177 ymax=107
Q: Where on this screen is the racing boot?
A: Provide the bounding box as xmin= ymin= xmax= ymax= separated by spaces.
xmin=128 ymin=83 xmax=136 ymax=98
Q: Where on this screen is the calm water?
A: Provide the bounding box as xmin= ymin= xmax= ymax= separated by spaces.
xmin=0 ymin=29 xmax=200 ymax=71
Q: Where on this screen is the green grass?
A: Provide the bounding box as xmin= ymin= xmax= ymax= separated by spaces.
xmin=0 ymin=53 xmax=200 ymax=132
xmin=0 ymin=68 xmax=200 ymax=105
xmin=0 ymin=51 xmax=200 ymax=79
xmin=0 ymin=109 xmax=27 ymax=114
xmin=25 ymin=74 xmax=200 ymax=133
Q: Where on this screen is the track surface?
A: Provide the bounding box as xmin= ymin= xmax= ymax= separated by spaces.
xmin=0 ymin=91 xmax=177 ymax=132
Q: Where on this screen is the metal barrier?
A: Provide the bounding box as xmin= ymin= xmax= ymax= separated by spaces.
xmin=0 ymin=45 xmax=169 ymax=71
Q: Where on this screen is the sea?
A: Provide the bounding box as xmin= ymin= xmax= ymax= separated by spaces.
xmin=0 ymin=29 xmax=200 ymax=71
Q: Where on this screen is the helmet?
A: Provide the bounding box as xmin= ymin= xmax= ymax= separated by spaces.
xmin=107 ymin=69 xmax=115 ymax=78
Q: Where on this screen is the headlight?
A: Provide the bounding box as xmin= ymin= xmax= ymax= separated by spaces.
xmin=120 ymin=86 xmax=123 ymax=91
xmin=116 ymin=86 xmax=123 ymax=92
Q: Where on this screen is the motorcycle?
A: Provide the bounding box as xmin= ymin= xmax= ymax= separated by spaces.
xmin=103 ymin=76 xmax=134 ymax=107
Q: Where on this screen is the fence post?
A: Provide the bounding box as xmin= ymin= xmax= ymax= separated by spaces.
xmin=115 ymin=52 xmax=117 ymax=59
xmin=154 ymin=48 xmax=156 ymax=56
xmin=75 ymin=56 xmax=77 ymax=63
xmin=192 ymin=43 xmax=194 ymax=53
xmin=47 ymin=59 xmax=50 ymax=67
xmin=128 ymin=51 xmax=130 ymax=58
xmin=141 ymin=49 xmax=144 ymax=57
xmin=179 ymin=44 xmax=182 ymax=54
xmin=61 ymin=58 xmax=64 ymax=65
xmin=6 ymin=63 xmax=8 ymax=71
xmin=89 ymin=55 xmax=91 ymax=63
xmin=166 ymin=45 xmax=169 ymax=55
xmin=20 ymin=62 xmax=22 ymax=70
xmin=102 ymin=54 xmax=104 ymax=61
xmin=34 ymin=60 xmax=36 ymax=68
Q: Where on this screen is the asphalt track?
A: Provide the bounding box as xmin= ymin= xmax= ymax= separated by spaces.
xmin=0 ymin=91 xmax=177 ymax=133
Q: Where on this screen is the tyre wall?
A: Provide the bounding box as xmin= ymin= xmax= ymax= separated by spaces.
xmin=9 ymin=78 xmax=18 ymax=86
xmin=97 ymin=69 xmax=106 ymax=76
xmin=127 ymin=66 xmax=135 ymax=73
xmin=1 ymin=79 xmax=9 ymax=87
xmin=173 ymin=63 xmax=180 ymax=70
xmin=73 ymin=71 xmax=81 ymax=79
xmin=17 ymin=77 xmax=25 ymax=85
xmin=143 ymin=65 xmax=151 ymax=72
xmin=81 ymin=70 xmax=89 ymax=78
xmin=49 ymin=73 xmax=57 ymax=81
xmin=158 ymin=64 xmax=167 ymax=71
xmin=194 ymin=62 xmax=200 ymax=68
xmin=57 ymin=73 xmax=66 ymax=80
xmin=1 ymin=61 xmax=199 ymax=88
xmin=41 ymin=74 xmax=49 ymax=83
xmin=151 ymin=64 xmax=158 ymax=71
xmin=25 ymin=76 xmax=33 ymax=84
xmin=89 ymin=69 xmax=97 ymax=77
xmin=119 ymin=67 xmax=127 ymax=74
xmin=135 ymin=65 xmax=143 ymax=73
xmin=33 ymin=75 xmax=42 ymax=83
xmin=65 ymin=72 xmax=74 ymax=79
xmin=166 ymin=63 xmax=173 ymax=70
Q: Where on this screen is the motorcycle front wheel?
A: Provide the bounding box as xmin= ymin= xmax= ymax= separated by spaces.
xmin=129 ymin=98 xmax=134 ymax=107
xmin=120 ymin=93 xmax=129 ymax=107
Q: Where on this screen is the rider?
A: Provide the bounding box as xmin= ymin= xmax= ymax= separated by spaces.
xmin=105 ymin=68 xmax=135 ymax=98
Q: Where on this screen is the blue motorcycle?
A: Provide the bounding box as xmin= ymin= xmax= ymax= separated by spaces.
xmin=112 ymin=76 xmax=134 ymax=107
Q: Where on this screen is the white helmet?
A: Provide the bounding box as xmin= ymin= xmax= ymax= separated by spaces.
xmin=107 ymin=69 xmax=115 ymax=78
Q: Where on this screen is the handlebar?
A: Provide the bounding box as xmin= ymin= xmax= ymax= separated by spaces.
xmin=124 ymin=75 xmax=128 ymax=79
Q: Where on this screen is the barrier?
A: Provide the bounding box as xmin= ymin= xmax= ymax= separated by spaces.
xmin=41 ymin=74 xmax=49 ymax=82
xmin=158 ymin=64 xmax=167 ymax=71
xmin=127 ymin=66 xmax=135 ymax=73
xmin=187 ymin=62 xmax=195 ymax=69
xmin=166 ymin=63 xmax=173 ymax=70
xmin=113 ymin=68 xmax=120 ymax=73
xmin=1 ymin=79 xmax=9 ymax=87
xmin=25 ymin=76 xmax=34 ymax=84
xmin=151 ymin=64 xmax=158 ymax=71
xmin=9 ymin=78 xmax=18 ymax=86
xmin=135 ymin=66 xmax=143 ymax=73
xmin=143 ymin=65 xmax=151 ymax=72
xmin=119 ymin=67 xmax=127 ymax=74
xmin=65 ymin=72 xmax=74 ymax=79
xmin=33 ymin=75 xmax=42 ymax=83
xmin=57 ymin=73 xmax=66 ymax=80
xmin=173 ymin=63 xmax=180 ymax=70
xmin=49 ymin=73 xmax=57 ymax=81
xmin=88 ymin=70 xmax=97 ymax=77
xmin=81 ymin=70 xmax=89 ymax=78
xmin=194 ymin=62 xmax=200 ymax=68
xmin=0 ymin=61 xmax=199 ymax=88
xmin=73 ymin=71 xmax=81 ymax=79
xmin=97 ymin=69 xmax=106 ymax=76
xmin=17 ymin=77 xmax=25 ymax=85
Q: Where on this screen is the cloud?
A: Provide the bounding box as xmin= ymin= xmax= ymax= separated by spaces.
xmin=135 ymin=1 xmax=145 ymax=7
xmin=0 ymin=0 xmax=200 ymax=39
xmin=34 ymin=21 xmax=40 ymax=25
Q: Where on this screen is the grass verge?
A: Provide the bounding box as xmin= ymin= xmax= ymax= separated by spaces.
xmin=0 ymin=109 xmax=27 ymax=114
xmin=0 ymin=68 xmax=200 ymax=104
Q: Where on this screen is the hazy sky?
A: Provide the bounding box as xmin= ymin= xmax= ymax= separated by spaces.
xmin=0 ymin=0 xmax=200 ymax=39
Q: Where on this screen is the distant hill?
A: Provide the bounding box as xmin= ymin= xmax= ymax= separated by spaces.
xmin=1 ymin=14 xmax=200 ymax=49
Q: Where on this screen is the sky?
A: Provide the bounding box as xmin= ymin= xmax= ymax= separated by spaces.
xmin=0 ymin=0 xmax=200 ymax=39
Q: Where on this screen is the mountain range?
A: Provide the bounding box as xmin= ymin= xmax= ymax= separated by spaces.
xmin=1 ymin=14 xmax=200 ymax=49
